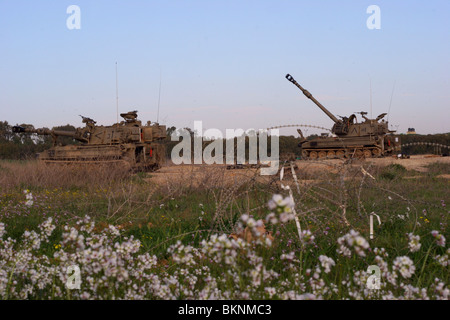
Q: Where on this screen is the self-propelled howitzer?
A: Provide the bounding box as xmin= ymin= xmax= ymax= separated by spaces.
xmin=12 ymin=111 xmax=167 ymax=171
xmin=285 ymin=74 xmax=399 ymax=159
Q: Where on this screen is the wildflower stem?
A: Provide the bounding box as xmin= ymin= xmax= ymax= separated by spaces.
xmin=299 ymin=249 xmax=303 ymax=275
xmin=416 ymin=245 xmax=433 ymax=287
xmin=52 ymin=273 xmax=56 ymax=300
xmin=4 ymin=263 xmax=17 ymax=300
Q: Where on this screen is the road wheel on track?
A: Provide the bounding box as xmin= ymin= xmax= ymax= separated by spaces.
xmin=355 ymin=149 xmax=364 ymax=158
xmin=302 ymin=150 xmax=309 ymax=159
xmin=336 ymin=150 xmax=345 ymax=158
xmin=372 ymin=148 xmax=381 ymax=157
xmin=318 ymin=151 xmax=327 ymax=159
xmin=327 ymin=150 xmax=336 ymax=159
xmin=363 ymin=149 xmax=372 ymax=158
xmin=309 ymin=151 xmax=318 ymax=160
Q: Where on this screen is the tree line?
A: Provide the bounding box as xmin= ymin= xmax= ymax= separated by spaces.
xmin=399 ymin=133 xmax=450 ymax=155
xmin=0 ymin=121 xmax=79 ymax=159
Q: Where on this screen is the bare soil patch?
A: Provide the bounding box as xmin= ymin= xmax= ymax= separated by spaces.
xmin=147 ymin=155 xmax=450 ymax=187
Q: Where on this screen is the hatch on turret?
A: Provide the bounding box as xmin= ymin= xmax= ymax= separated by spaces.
xmin=142 ymin=127 xmax=153 ymax=142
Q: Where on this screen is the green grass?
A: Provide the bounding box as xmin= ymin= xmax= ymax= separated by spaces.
xmin=0 ymin=160 xmax=448 ymax=299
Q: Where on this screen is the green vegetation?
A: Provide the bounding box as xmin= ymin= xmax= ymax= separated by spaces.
xmin=0 ymin=121 xmax=79 ymax=160
xmin=0 ymin=159 xmax=448 ymax=299
xmin=379 ymin=163 xmax=407 ymax=180
xmin=399 ymin=133 xmax=450 ymax=155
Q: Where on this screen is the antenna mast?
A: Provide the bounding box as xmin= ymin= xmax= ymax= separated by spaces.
xmin=369 ymin=77 xmax=373 ymax=119
xmin=115 ymin=62 xmax=119 ymax=124
xmin=387 ymin=80 xmax=396 ymax=123
xmin=157 ymin=68 xmax=162 ymax=123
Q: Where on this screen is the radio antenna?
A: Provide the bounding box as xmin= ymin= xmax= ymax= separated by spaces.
xmin=115 ymin=62 xmax=119 ymax=124
xmin=369 ymin=77 xmax=373 ymax=119
xmin=157 ymin=68 xmax=162 ymax=123
xmin=387 ymin=80 xmax=396 ymax=123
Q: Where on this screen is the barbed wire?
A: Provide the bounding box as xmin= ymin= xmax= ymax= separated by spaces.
xmin=267 ymin=124 xmax=332 ymax=132
xmin=396 ymin=142 xmax=450 ymax=150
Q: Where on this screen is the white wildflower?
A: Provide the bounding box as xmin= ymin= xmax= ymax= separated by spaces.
xmin=431 ymin=230 xmax=446 ymax=247
xmin=318 ymin=255 xmax=335 ymax=273
xmin=393 ymin=256 xmax=416 ymax=279
xmin=337 ymin=230 xmax=369 ymax=257
xmin=407 ymin=233 xmax=421 ymax=253
xmin=264 ymin=287 xmax=277 ymax=298
xmin=300 ymin=230 xmax=315 ymax=246
xmin=39 ymin=218 xmax=56 ymax=240
xmin=433 ymin=248 xmax=449 ymax=267
xmin=23 ymin=189 xmax=33 ymax=206
xmin=268 ymin=194 xmax=284 ymax=210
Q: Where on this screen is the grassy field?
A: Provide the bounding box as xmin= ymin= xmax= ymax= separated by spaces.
xmin=0 ymin=158 xmax=448 ymax=299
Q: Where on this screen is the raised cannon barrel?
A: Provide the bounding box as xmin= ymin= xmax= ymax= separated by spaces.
xmin=286 ymin=74 xmax=340 ymax=124
xmin=12 ymin=126 xmax=88 ymax=143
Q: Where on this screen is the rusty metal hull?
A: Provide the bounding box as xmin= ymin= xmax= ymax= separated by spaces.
xmin=37 ymin=142 xmax=166 ymax=171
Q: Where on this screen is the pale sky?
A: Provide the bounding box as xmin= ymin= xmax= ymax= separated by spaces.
xmin=1 ymin=0 xmax=449 ymax=136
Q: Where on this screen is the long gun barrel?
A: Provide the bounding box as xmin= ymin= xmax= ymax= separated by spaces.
xmin=12 ymin=126 xmax=88 ymax=143
xmin=286 ymin=74 xmax=340 ymax=124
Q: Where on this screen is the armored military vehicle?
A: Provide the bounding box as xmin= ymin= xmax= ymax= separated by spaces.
xmin=286 ymin=74 xmax=399 ymax=159
xmin=13 ymin=111 xmax=167 ymax=171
